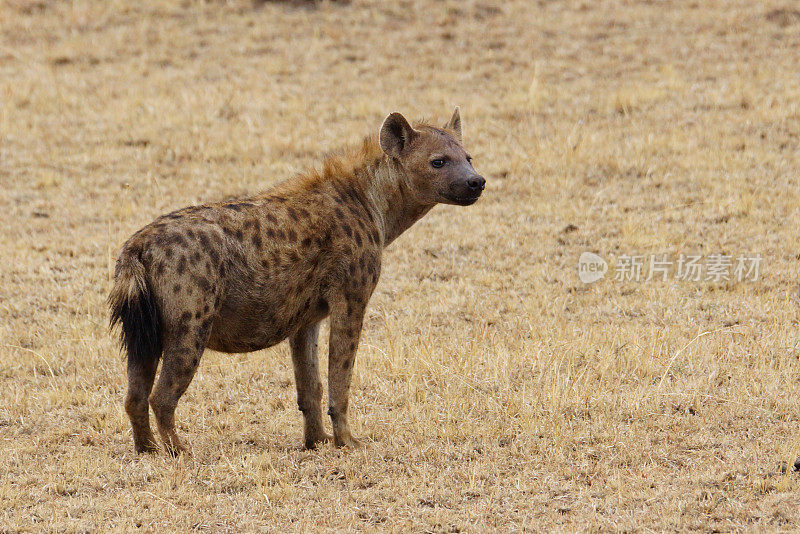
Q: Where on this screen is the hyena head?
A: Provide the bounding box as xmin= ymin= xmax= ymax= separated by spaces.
xmin=379 ymin=107 xmax=486 ymax=206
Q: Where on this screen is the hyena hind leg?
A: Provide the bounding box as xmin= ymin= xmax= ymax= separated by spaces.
xmin=125 ymin=355 xmax=160 ymax=454
xmin=149 ymin=344 xmax=204 ymax=456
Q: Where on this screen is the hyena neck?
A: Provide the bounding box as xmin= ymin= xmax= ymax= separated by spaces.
xmin=359 ymin=155 xmax=434 ymax=247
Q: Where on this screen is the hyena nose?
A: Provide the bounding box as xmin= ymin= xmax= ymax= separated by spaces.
xmin=467 ymin=175 xmax=485 ymax=192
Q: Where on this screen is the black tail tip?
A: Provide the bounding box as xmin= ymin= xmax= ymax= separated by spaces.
xmin=110 ymin=286 xmax=162 ymax=368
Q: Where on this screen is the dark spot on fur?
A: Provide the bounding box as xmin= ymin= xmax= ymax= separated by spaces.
xmin=289 ymin=251 xmax=300 ymax=263
xmin=287 ymin=229 xmax=297 ymax=241
xmin=235 ymin=229 xmax=243 ymax=240
xmin=191 ymin=252 xmax=201 ymax=263
xmin=342 ymin=223 xmax=352 ymax=237
xmin=193 ymin=358 xmax=199 ymax=366
xmin=208 ymin=248 xmax=220 ymax=267
xmin=348 ymin=264 xmax=356 ymax=277
xmin=173 ymin=284 xmax=181 ymax=294
xmin=164 ymin=247 xmax=174 ymax=259
xmin=342 ymin=359 xmax=351 ymax=370
xmin=167 ymin=232 xmax=188 ymax=247
xmin=174 ymin=323 xmax=188 ymax=339
xmin=266 ymin=213 xmax=277 ymax=223
xmin=252 ymin=234 xmax=262 ymax=248
xmin=194 ymin=276 xmax=211 ymax=292
xmin=335 ymin=207 xmax=344 ymax=218
xmin=198 ymin=232 xmax=211 ymax=249
xmin=156 ymin=262 xmax=166 ymax=275
xmin=266 ymin=228 xmax=276 ymax=238
xmin=203 ymin=304 xmax=210 ymax=313
xmin=301 ymin=237 xmax=312 ymax=247
xmin=186 ymin=229 xmax=196 ymax=239
xmin=354 ymin=232 xmax=362 ymax=247
xmin=287 ymin=207 xmax=298 ymax=221
xmin=219 ymin=263 xmax=226 ymax=277
xmin=194 ymin=311 xmax=202 ymax=319
xmin=226 ymin=203 xmax=243 ymax=212
xmin=276 ymin=229 xmax=286 ymax=240
xmin=349 ymin=341 xmax=356 ymax=352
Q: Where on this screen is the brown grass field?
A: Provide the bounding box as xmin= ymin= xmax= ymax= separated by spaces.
xmin=2 ymin=0 xmax=800 ymax=531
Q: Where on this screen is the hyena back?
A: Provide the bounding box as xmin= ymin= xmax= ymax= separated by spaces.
xmin=109 ymin=108 xmax=485 ymax=455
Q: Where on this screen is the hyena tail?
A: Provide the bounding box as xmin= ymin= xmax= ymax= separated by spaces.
xmin=108 ymin=247 xmax=162 ymax=369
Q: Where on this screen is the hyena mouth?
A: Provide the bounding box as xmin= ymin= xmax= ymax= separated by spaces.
xmin=445 ymin=192 xmax=482 ymax=206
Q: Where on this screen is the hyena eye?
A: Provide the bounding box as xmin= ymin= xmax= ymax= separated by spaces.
xmin=466 ymin=156 xmax=473 ymax=164
xmin=430 ymin=159 xmax=445 ymax=168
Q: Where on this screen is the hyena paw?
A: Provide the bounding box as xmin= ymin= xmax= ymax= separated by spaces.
xmin=135 ymin=441 xmax=161 ymax=455
xmin=304 ymin=432 xmax=334 ymax=450
xmin=334 ymin=433 xmax=363 ymax=449
xmin=164 ymin=441 xmax=191 ymax=458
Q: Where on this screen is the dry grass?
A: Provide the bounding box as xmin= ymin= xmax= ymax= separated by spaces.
xmin=2 ymin=0 xmax=800 ymax=530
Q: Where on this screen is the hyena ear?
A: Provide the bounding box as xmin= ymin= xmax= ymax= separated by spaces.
xmin=443 ymin=106 xmax=462 ymax=142
xmin=379 ymin=112 xmax=417 ymax=158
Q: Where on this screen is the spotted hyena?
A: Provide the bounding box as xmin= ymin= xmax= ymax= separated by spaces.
xmin=109 ymin=108 xmax=485 ymax=455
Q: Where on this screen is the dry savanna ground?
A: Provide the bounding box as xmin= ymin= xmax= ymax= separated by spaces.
xmin=2 ymin=0 xmax=800 ymax=531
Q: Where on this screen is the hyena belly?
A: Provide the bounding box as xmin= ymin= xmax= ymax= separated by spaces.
xmin=205 ymin=250 xmax=331 ymax=354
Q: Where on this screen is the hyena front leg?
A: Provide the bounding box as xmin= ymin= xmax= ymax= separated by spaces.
xmin=289 ymin=322 xmax=333 ymax=449
xmin=327 ymin=294 xmax=367 ymax=448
